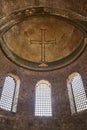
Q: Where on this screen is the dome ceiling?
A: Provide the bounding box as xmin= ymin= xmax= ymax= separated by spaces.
xmin=0 ymin=7 xmax=86 ymax=70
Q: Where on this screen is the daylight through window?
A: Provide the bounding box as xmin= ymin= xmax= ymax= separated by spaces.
xmin=0 ymin=76 xmax=16 ymax=111
xmin=35 ymin=80 xmax=52 ymax=116
xmin=67 ymin=72 xmax=87 ymax=113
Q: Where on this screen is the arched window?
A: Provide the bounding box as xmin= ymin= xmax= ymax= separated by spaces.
xmin=0 ymin=74 xmax=20 ymax=112
xmin=35 ymin=80 xmax=52 ymax=116
xmin=67 ymin=72 xmax=87 ymax=114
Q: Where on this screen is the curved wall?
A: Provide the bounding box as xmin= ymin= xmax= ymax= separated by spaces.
xmin=0 ymin=1 xmax=87 ymax=130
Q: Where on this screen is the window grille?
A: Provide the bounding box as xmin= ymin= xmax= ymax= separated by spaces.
xmin=0 ymin=74 xmax=20 ymax=112
xmin=67 ymin=72 xmax=87 ymax=114
xmin=0 ymin=76 xmax=15 ymax=111
xmin=35 ymin=80 xmax=52 ymax=116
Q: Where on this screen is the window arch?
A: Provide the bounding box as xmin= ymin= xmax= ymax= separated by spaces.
xmin=67 ymin=72 xmax=87 ymax=114
xmin=35 ymin=80 xmax=52 ymax=116
xmin=0 ymin=73 xmax=20 ymax=112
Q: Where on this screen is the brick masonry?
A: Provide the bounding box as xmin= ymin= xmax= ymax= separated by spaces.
xmin=0 ymin=44 xmax=87 ymax=130
xmin=0 ymin=0 xmax=87 ymax=130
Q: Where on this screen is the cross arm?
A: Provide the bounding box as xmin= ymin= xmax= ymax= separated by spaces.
xmin=45 ymin=39 xmax=56 ymax=44
xmin=30 ymin=40 xmax=42 ymax=44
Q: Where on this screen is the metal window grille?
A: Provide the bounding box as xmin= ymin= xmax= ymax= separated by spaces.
xmin=35 ymin=83 xmax=52 ymax=116
xmin=71 ymin=74 xmax=87 ymax=112
xmin=0 ymin=76 xmax=15 ymax=111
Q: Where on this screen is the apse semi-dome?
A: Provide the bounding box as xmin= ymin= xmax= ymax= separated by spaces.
xmin=0 ymin=7 xmax=86 ymax=71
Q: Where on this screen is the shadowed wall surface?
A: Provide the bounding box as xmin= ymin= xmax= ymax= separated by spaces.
xmin=0 ymin=0 xmax=87 ymax=130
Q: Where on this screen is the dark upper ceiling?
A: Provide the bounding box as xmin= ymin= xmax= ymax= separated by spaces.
xmin=0 ymin=0 xmax=87 ymax=16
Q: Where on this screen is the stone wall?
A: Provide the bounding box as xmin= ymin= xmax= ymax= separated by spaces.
xmin=0 ymin=0 xmax=87 ymax=16
xmin=0 ymin=0 xmax=87 ymax=130
xmin=0 ymin=44 xmax=87 ymax=130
